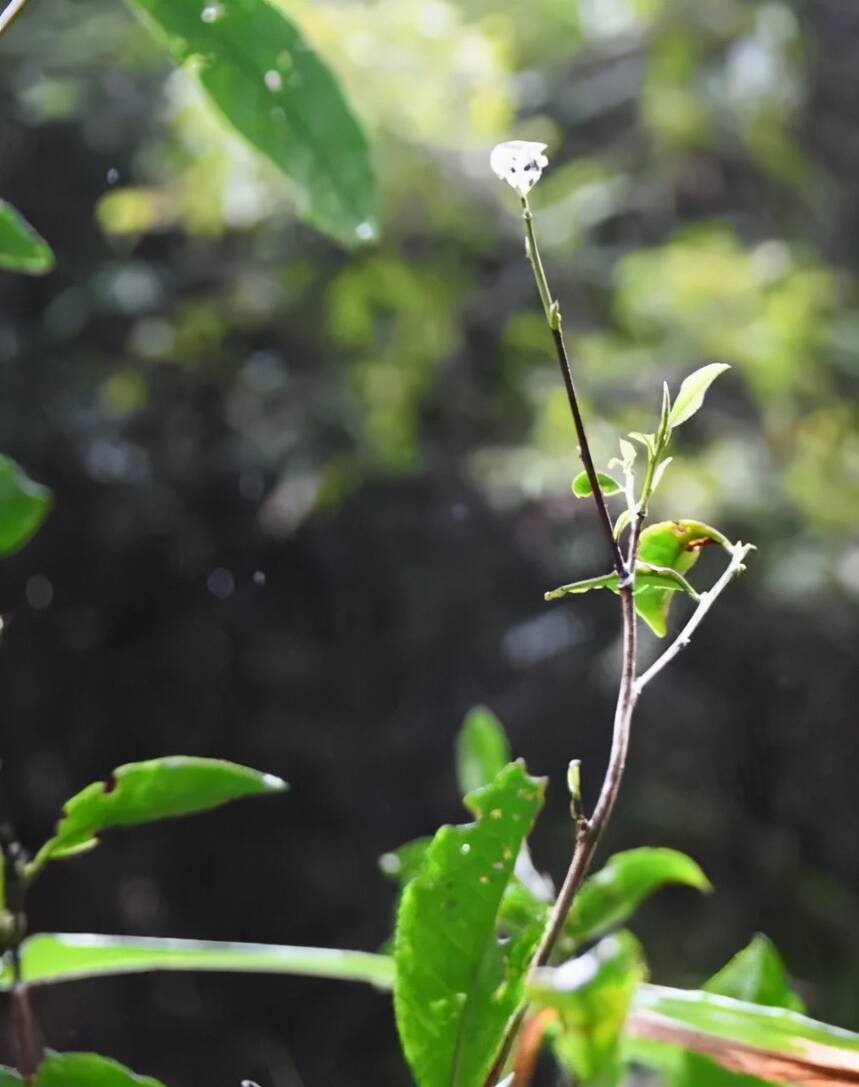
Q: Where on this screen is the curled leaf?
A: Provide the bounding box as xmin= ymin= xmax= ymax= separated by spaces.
xmin=572 ymin=471 xmax=623 ymax=499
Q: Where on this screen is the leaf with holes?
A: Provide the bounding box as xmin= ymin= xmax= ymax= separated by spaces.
xmin=32 ymin=757 xmax=286 ymax=867
xmin=124 ymin=0 xmax=377 ymax=247
xmin=0 ymin=201 xmax=54 ymax=274
xmin=0 ymin=455 xmax=52 ymax=555
xmin=394 ymin=761 xmax=546 ymax=1087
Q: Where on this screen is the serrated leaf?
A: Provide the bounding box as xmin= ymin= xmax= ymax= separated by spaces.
xmin=33 ymin=757 xmax=287 ymax=865
xmin=668 ymin=364 xmax=731 ymax=428
xmin=0 ymin=455 xmax=52 ymax=555
xmin=455 ymin=706 xmax=512 ymax=797
xmin=3 ymin=933 xmax=393 ymax=990
xmin=34 ymin=1052 xmax=164 ymax=1087
xmin=530 ymin=932 xmax=646 ymax=1086
xmin=0 ymin=201 xmax=54 ymax=274
xmin=566 ymin=848 xmax=711 ymax=949
xmin=394 ymin=761 xmax=546 ymax=1087
xmin=124 ymin=0 xmax=377 ymax=247
xmin=572 ymin=471 xmax=622 ymax=499
xmin=670 ymin=935 xmax=804 ymax=1087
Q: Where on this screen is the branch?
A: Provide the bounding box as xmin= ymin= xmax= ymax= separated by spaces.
xmin=520 ymin=197 xmax=627 ymax=579
xmin=0 ymin=0 xmax=33 ymax=37
xmin=634 ymin=542 xmax=754 ymax=695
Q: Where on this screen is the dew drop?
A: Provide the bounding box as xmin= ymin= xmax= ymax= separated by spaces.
xmin=460 ymin=843 xmax=471 ymax=855
xmin=201 ymin=3 xmax=224 ymax=22
xmin=106 ymin=168 xmax=119 ymax=185
xmin=264 ymin=69 xmax=283 ymax=92
xmin=355 ymin=220 xmax=375 ymax=242
xmin=253 ymin=570 xmax=266 ymax=586
xmin=207 ymin=567 xmax=235 ymax=599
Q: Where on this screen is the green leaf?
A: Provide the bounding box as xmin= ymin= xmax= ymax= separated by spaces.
xmin=705 ymin=935 xmax=804 ymax=1013
xmin=379 ymin=837 xmax=431 ymax=886
xmin=2 ymin=933 xmax=393 ymax=990
xmin=629 ymin=983 xmax=859 ymax=1082
xmin=0 ymin=455 xmax=52 ymax=555
xmin=529 ymin=932 xmax=646 ymax=1086
xmin=0 ymin=201 xmax=54 ymax=274
xmin=0 ymin=1067 xmax=23 ymax=1087
xmin=33 ymin=756 xmax=287 ymax=865
xmin=455 ymin=706 xmax=512 ymax=797
xmin=572 ymin=471 xmax=622 ymax=499
xmin=566 ymin=848 xmax=711 ymax=949
xmin=124 ymin=0 xmax=377 ymax=247
xmin=668 ymin=364 xmax=731 ymax=428
xmin=650 ymin=457 xmax=673 ymax=496
xmin=394 ymin=761 xmax=546 ymax=1087
xmin=628 ymin=432 xmax=656 ymax=456
xmin=545 ymin=566 xmax=700 ymax=604
xmin=34 ymin=1052 xmax=163 ymax=1087
xmin=633 ymin=520 xmax=727 ymax=636
xmin=613 ymin=509 xmax=632 ymax=540
xmin=670 ymin=935 xmax=804 ymax=1087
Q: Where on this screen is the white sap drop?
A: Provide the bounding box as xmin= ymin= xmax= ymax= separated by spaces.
xmin=460 ymin=843 xmax=471 ymax=855
xmin=201 ymin=3 xmax=225 ymax=22
xmin=264 ymin=69 xmax=283 ymax=92
xmin=106 ymin=167 xmax=119 ymax=185
xmin=355 ymin=220 xmax=375 ymax=242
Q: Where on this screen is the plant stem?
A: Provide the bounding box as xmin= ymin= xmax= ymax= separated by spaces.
xmin=485 ymin=202 xmax=642 ymax=1087
xmin=531 ymin=584 xmax=638 ymax=970
xmin=634 ymin=542 xmax=753 ymax=694
xmin=520 ymin=196 xmax=627 ymax=579
xmin=0 ymin=0 xmax=33 ymax=37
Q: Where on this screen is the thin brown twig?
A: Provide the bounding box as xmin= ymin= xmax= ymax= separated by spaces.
xmin=634 ymin=542 xmax=753 ymax=695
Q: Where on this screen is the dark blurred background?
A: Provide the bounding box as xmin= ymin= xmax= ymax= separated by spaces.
xmin=1 ymin=0 xmax=859 ymax=1083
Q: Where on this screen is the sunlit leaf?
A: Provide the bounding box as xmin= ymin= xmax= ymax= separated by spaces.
xmin=629 ymin=983 xmax=859 ymax=1084
xmin=0 ymin=455 xmax=52 ymax=556
xmin=124 ymin=0 xmax=377 ymax=247
xmin=394 ymin=761 xmax=546 ymax=1087
xmin=35 ymin=1052 xmax=164 ymax=1087
xmin=2 ymin=933 xmax=393 ymax=990
xmin=670 ymin=935 xmax=804 ymax=1087
xmin=33 ymin=757 xmax=287 ymax=865
xmin=530 ymin=932 xmax=646 ymax=1086
xmin=572 ymin=471 xmax=623 ymax=499
xmin=0 ymin=201 xmax=54 ymax=274
xmin=455 ymin=705 xmax=511 ymax=797
xmin=668 ymin=364 xmax=731 ymax=428
xmin=566 ymin=848 xmax=711 ymax=949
